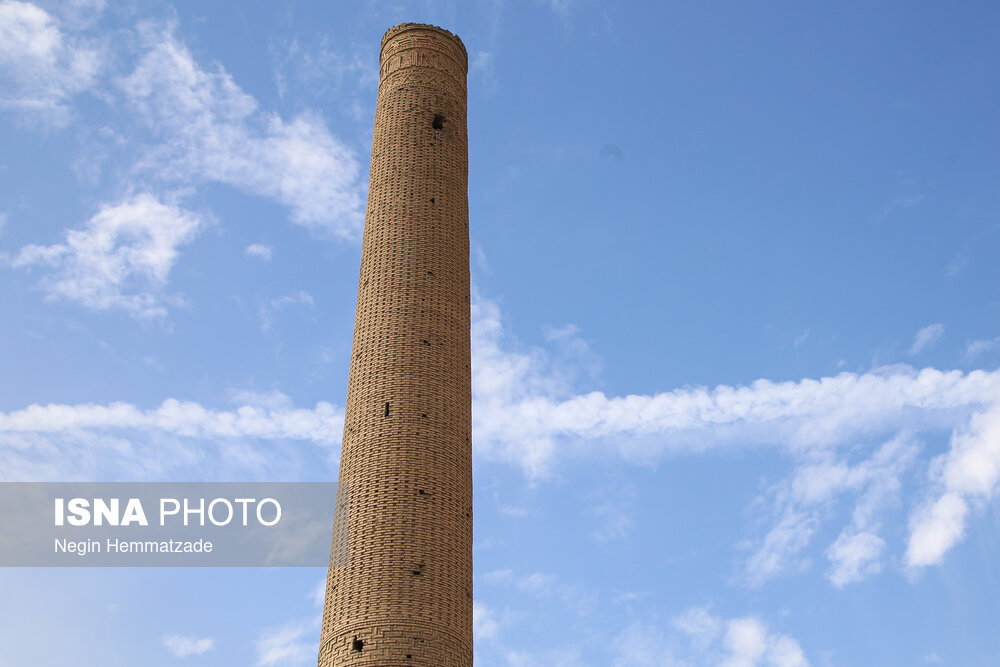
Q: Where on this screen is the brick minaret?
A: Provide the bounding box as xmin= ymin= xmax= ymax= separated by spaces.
xmin=317 ymin=24 xmax=472 ymax=667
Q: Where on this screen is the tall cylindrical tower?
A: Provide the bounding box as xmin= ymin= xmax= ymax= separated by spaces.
xmin=317 ymin=23 xmax=472 ymax=667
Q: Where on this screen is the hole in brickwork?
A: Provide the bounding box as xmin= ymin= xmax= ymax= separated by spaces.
xmin=384 ymin=402 xmax=390 ymax=417
xmin=432 ymin=115 xmax=445 ymax=130
xmin=429 ymin=197 xmax=435 ymax=203
xmin=406 ymin=655 xmax=412 ymax=659
xmin=422 ymin=339 xmax=430 ymax=345
xmin=352 ymin=637 xmax=364 ymax=652
xmin=418 ymin=489 xmax=425 ymax=495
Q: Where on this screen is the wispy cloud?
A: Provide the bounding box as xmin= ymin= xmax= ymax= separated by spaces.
xmin=5 ymin=12 xmax=367 ymax=318
xmin=310 ymin=577 xmax=326 ymax=608
xmin=877 ymin=194 xmax=923 ymax=224
xmin=484 ymin=568 xmax=596 ymax=617
xmin=0 ymin=0 xmax=103 ymax=126
xmin=826 ymin=530 xmax=886 ymax=587
xmin=473 ymin=601 xmax=500 ymax=640
xmin=246 ymin=244 xmax=273 ymax=261
xmin=255 ymin=619 xmax=316 ymax=666
xmin=162 ymin=634 xmax=214 ymax=658
xmin=259 ymin=290 xmax=315 ymax=331
xmin=268 ymin=36 xmax=375 ymax=106
xmin=909 ymin=323 xmax=944 ymax=355
xmin=540 ymin=0 xmax=575 ymax=20
xmin=10 ymin=194 xmax=203 ymax=318
xmin=746 ymin=433 xmax=917 ymax=587
xmin=906 ymin=400 xmax=1000 ymax=570
xmin=249 ymin=582 xmax=324 ymax=666
xmin=611 ymin=608 xmax=809 ymax=666
xmin=744 ymin=510 xmax=817 ymax=587
xmin=470 ymin=50 xmax=497 ymax=95
xmin=966 ymin=336 xmax=1000 ymax=360
xmin=471 ymin=294 xmax=1000 ymax=577
xmin=505 ymin=647 xmax=585 ymax=666
xmin=0 ymin=391 xmax=343 ymax=480
xmin=474 ymin=293 xmax=996 ymax=478
xmin=119 ymin=23 xmax=364 ymax=239
xmin=2 ymin=294 xmax=998 ymax=574
xmin=589 ymin=480 xmax=635 ymax=543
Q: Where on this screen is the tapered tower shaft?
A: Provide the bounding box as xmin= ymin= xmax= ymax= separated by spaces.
xmin=317 ymin=24 xmax=472 ymax=667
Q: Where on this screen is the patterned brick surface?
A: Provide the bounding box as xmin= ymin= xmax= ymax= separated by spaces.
xmin=317 ymin=24 xmax=472 ymax=667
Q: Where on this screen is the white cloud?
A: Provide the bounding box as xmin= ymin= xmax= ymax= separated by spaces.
xmin=590 ymin=482 xmax=634 ymax=543
xmin=906 ymin=400 xmax=1000 ymax=569
xmin=672 ymin=606 xmax=722 ymax=651
xmin=260 ymin=290 xmax=315 ymax=331
xmin=474 ymin=601 xmax=499 ymax=640
xmin=721 ymin=616 xmax=809 ymax=667
xmin=941 ymin=403 xmax=1000 ymax=497
xmin=470 ymin=294 xmax=1000 ymax=578
xmin=0 ymin=0 xmax=102 ymax=126
xmin=505 ymin=648 xmax=585 ymax=667
xmin=5 ymin=14 xmax=365 ymax=319
xmin=0 ymin=394 xmax=341 ymax=442
xmin=48 ymin=0 xmax=106 ymax=28
xmin=246 ymin=584 xmax=333 ymax=667
xmin=162 ymin=634 xmax=214 ymax=657
xmin=483 ymin=568 xmax=595 ymax=617
xmin=246 ymin=244 xmax=273 ymax=261
xmin=613 ymin=622 xmax=682 ymax=667
xmin=255 ymin=620 xmax=315 ymax=667
xmin=470 ymin=50 xmax=497 ymax=94
xmin=119 ymin=25 xmax=364 ymax=238
xmin=669 ymin=608 xmax=809 ymax=666
xmin=878 ymin=194 xmax=923 ymax=223
xmin=909 ymin=323 xmax=944 ymax=355
xmin=825 ymin=530 xmax=886 ymax=587
xmin=474 ymin=292 xmax=999 ymax=477
xmin=747 ymin=434 xmax=918 ymax=587
xmin=906 ymin=493 xmax=967 ymax=570
xmin=480 ymin=583 xmax=804 ymax=666
xmin=269 ymin=36 xmax=375 ymax=105
xmin=745 ymin=511 xmax=817 ymax=587
xmin=540 ymin=0 xmax=574 ymax=19
xmin=966 ymin=336 xmax=1000 ymax=359
xmin=310 ymin=578 xmax=326 ymax=608
xmin=722 ymin=617 xmax=768 ymax=667
xmin=10 ymin=194 xmax=203 ymax=318
xmin=767 ymin=634 xmax=810 ymax=667
xmin=0 ymin=392 xmax=343 ymax=480
xmin=2 ymin=292 xmax=999 ymax=575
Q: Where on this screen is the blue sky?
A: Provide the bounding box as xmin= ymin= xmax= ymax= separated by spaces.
xmin=2 ymin=0 xmax=999 ymax=665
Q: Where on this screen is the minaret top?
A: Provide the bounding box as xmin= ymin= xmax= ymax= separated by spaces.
xmin=380 ymin=22 xmax=467 ymax=59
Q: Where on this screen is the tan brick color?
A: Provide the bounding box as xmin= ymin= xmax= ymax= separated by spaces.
xmin=317 ymin=24 xmax=472 ymax=667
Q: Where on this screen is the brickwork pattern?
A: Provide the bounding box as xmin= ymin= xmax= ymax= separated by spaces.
xmin=317 ymin=24 xmax=472 ymax=667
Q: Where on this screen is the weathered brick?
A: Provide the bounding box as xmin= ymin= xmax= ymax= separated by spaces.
xmin=317 ymin=23 xmax=473 ymax=667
